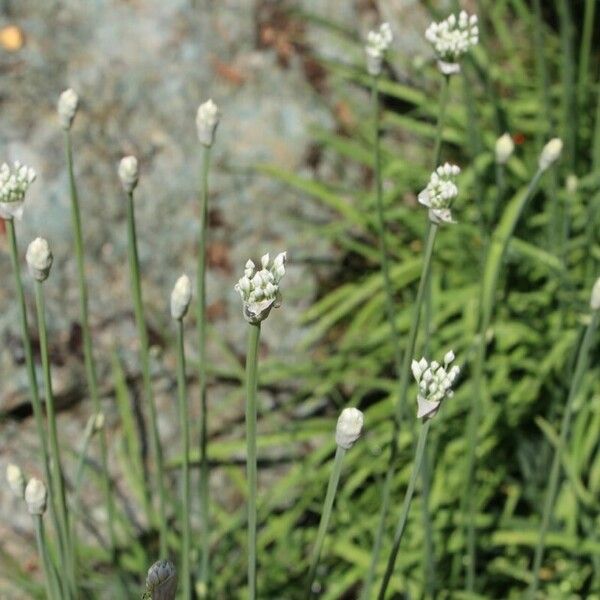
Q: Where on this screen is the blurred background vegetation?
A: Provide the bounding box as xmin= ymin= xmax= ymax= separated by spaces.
xmin=1 ymin=0 xmax=600 ymax=598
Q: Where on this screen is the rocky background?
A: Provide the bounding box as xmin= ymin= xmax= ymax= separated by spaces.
xmin=0 ymin=0 xmax=430 ymax=595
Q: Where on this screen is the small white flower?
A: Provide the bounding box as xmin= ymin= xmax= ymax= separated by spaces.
xmin=538 ymin=138 xmax=563 ymax=172
xmin=591 ymin=277 xmax=600 ymax=311
xmin=566 ymin=174 xmax=578 ymax=194
xmin=0 ymin=161 xmax=36 ymax=220
xmin=196 ymin=99 xmax=220 ymax=147
xmin=170 ymin=274 xmax=192 ymax=320
xmin=418 ymin=163 xmax=461 ymax=224
xmin=6 ymin=464 xmax=25 ymax=499
xmin=234 ymin=251 xmax=287 ymax=323
xmin=335 ymin=407 xmax=364 ymax=449
xmin=365 ymin=23 xmax=393 ymax=76
xmin=25 ymin=478 xmax=47 ymax=515
xmin=412 ymin=352 xmax=460 ymax=419
xmin=57 ymin=88 xmax=79 ymax=130
xmin=425 ymin=11 xmax=478 ymax=74
xmin=495 ymin=133 xmax=514 ymax=165
xmin=118 ymin=155 xmax=139 ymax=193
xmin=146 ymin=559 xmax=178 ymax=600
xmin=26 ymin=237 xmax=53 ymax=282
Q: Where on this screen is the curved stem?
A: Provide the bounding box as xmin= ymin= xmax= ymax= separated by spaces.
xmin=245 ymin=323 xmax=261 ymax=600
xmin=34 ymin=281 xmax=76 ymax=598
xmin=196 ymin=145 xmax=211 ymax=596
xmin=377 ymin=421 xmax=431 ymax=600
xmin=64 ymin=131 xmax=118 ymax=568
xmin=306 ymin=445 xmax=346 ymax=597
xmin=176 ymin=320 xmax=191 ymax=599
xmin=34 ymin=515 xmax=61 ymax=600
xmin=528 ymin=311 xmax=599 ymax=598
xmin=125 ymin=189 xmax=167 ymax=557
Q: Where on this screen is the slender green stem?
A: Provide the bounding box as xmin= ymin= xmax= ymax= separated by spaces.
xmin=377 ymin=420 xmax=432 ymax=600
xmin=361 ymin=224 xmax=438 ymax=600
xmin=196 ymin=145 xmax=211 ymax=597
xmin=64 ymin=131 xmax=118 ymax=567
xmin=577 ymin=0 xmax=596 ymax=111
xmin=6 ymin=220 xmax=64 ymax=565
xmin=245 ymin=323 xmax=261 ymax=600
xmin=125 ymin=189 xmax=167 ymax=557
xmin=528 ymin=311 xmax=600 ymax=598
xmin=306 ymin=445 xmax=346 ymax=597
xmin=432 ymin=75 xmax=449 ymax=169
xmin=73 ymin=425 xmax=95 ymax=509
xmin=34 ymin=516 xmax=61 ymax=600
xmin=593 ymin=76 xmax=600 ymax=172
xmin=34 ymin=281 xmax=76 ymax=598
xmin=176 ymin=320 xmax=191 ymax=600
xmin=462 ymin=168 xmax=545 ymax=591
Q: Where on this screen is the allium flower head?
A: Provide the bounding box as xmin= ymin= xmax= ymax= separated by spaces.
xmin=495 ymin=133 xmax=514 ymax=165
xmin=25 ymin=478 xmax=47 ymax=515
xmin=335 ymin=407 xmax=364 ymax=449
xmin=144 ymin=559 xmax=178 ymax=600
xmin=170 ymin=274 xmax=192 ymax=320
xmin=118 ymin=155 xmax=139 ymax=193
xmin=234 ymin=251 xmax=286 ymax=324
xmin=365 ymin=22 xmax=393 ymax=76
xmin=6 ymin=464 xmax=26 ymax=499
xmin=591 ymin=277 xmax=600 ymax=311
xmin=538 ymin=138 xmax=563 ymax=172
xmin=0 ymin=161 xmax=36 ymax=220
xmin=57 ymin=88 xmax=79 ymax=130
xmin=418 ymin=163 xmax=461 ymax=224
xmin=425 ymin=11 xmax=478 ymax=74
xmin=196 ymin=99 xmax=220 ymax=147
xmin=411 ymin=351 xmax=460 ymax=419
xmin=26 ymin=237 xmax=53 ymax=282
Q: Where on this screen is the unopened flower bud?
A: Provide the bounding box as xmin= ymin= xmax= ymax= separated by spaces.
xmin=170 ymin=274 xmax=192 ymax=320
xmin=566 ymin=174 xmax=578 ymax=194
xmin=196 ymin=100 xmax=220 ymax=147
xmin=145 ymin=559 xmax=178 ymax=600
xmin=57 ymin=88 xmax=79 ymax=130
xmin=6 ymin=464 xmax=25 ymax=499
xmin=26 ymin=237 xmax=53 ymax=282
xmin=495 ymin=133 xmax=514 ymax=165
xmin=118 ymin=155 xmax=139 ymax=193
xmin=0 ymin=161 xmax=36 ymax=220
xmin=25 ymin=478 xmax=47 ymax=515
xmin=591 ymin=277 xmax=600 ymax=311
xmin=538 ymin=138 xmax=563 ymax=172
xmin=335 ymin=407 xmax=364 ymax=449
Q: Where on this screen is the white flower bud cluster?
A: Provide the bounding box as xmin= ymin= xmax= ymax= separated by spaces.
xmin=26 ymin=237 xmax=53 ymax=282
xmin=411 ymin=351 xmax=460 ymax=419
xmin=538 ymin=138 xmax=563 ymax=172
xmin=170 ymin=274 xmax=192 ymax=320
xmin=118 ymin=155 xmax=139 ymax=193
xmin=196 ymin=99 xmax=220 ymax=147
xmin=425 ymin=11 xmax=478 ymax=74
xmin=0 ymin=161 xmax=36 ymax=220
xmin=365 ymin=23 xmax=393 ymax=76
xmin=57 ymin=88 xmax=79 ymax=130
xmin=335 ymin=407 xmax=364 ymax=449
xmin=234 ymin=252 xmax=287 ymax=323
xmin=417 ymin=163 xmax=461 ymax=225
xmin=25 ymin=478 xmax=47 ymax=515
xmin=6 ymin=464 xmax=26 ymax=499
xmin=495 ymin=133 xmax=514 ymax=165
xmin=591 ymin=277 xmax=600 ymax=311
xmin=145 ymin=559 xmax=178 ymax=600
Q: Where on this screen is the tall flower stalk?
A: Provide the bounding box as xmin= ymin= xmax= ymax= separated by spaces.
xmin=119 ymin=156 xmax=168 ymax=557
xmin=171 ymin=275 xmax=193 ymax=599
xmin=377 ymin=353 xmax=460 ymax=599
xmin=306 ymin=408 xmax=364 ymax=597
xmin=59 ymin=89 xmax=118 ymax=566
xmin=195 ymin=98 xmax=219 ymax=596
xmin=235 ymin=251 xmax=287 ymax=599
xmin=28 ymin=238 xmax=76 ymax=598
xmin=461 ymin=139 xmax=563 ymax=590
xmin=527 ymin=279 xmax=600 ymax=598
